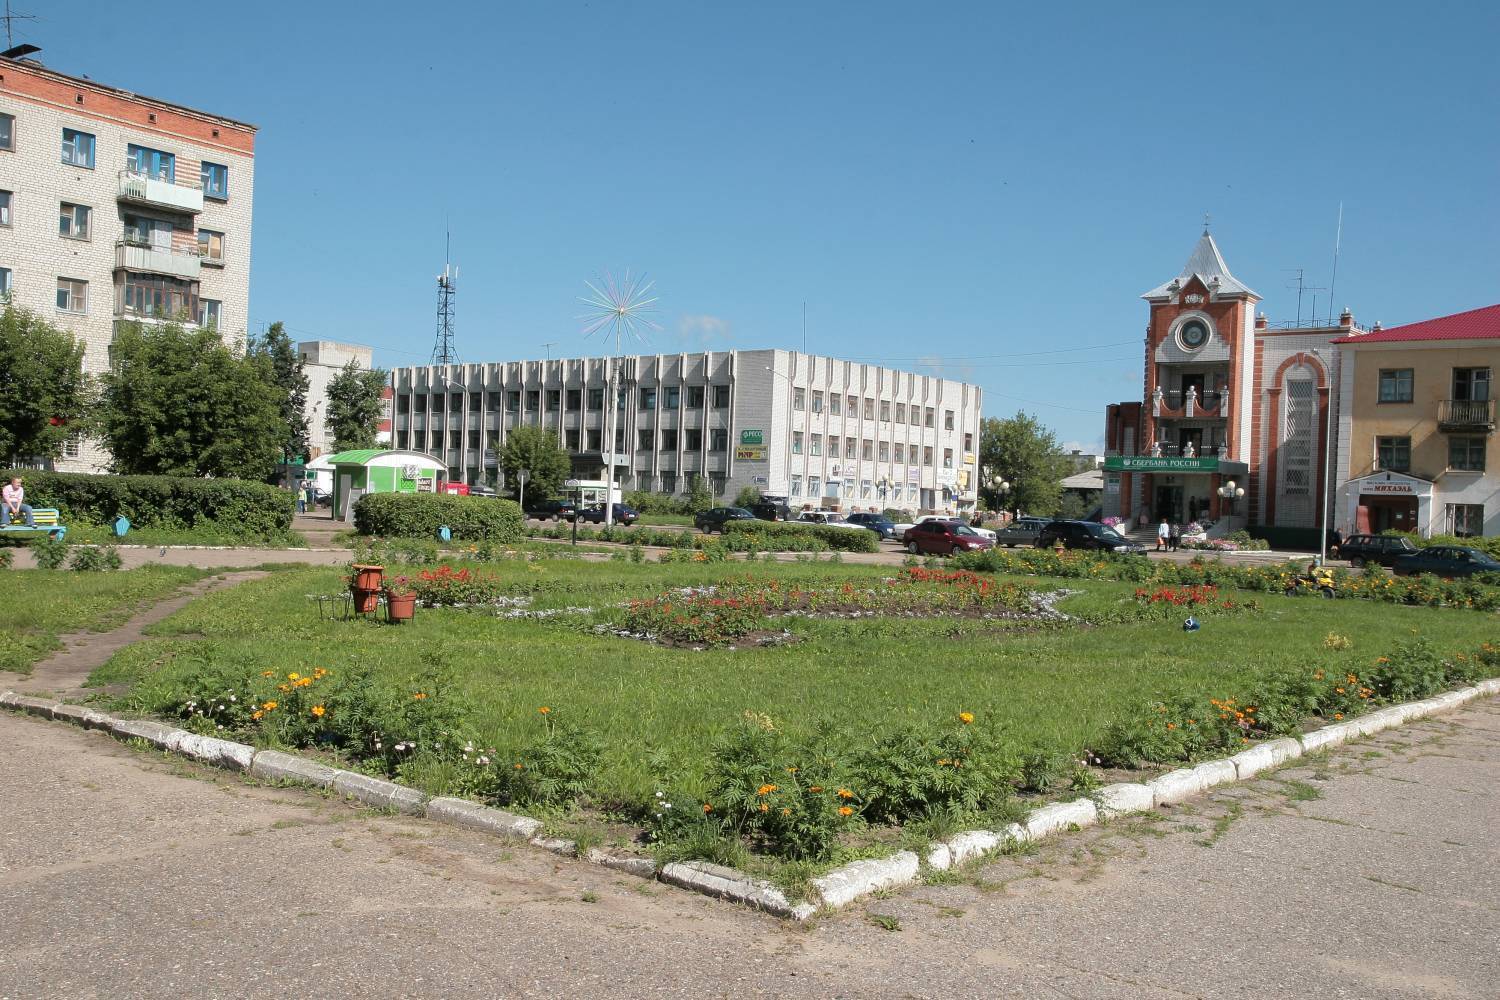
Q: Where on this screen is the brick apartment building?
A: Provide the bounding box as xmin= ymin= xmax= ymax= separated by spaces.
xmin=391 ymin=351 xmax=983 ymax=514
xmin=0 ymin=52 xmax=256 ymax=472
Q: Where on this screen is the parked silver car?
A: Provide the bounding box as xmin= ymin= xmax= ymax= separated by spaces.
xmin=992 ymin=517 xmax=1050 ymax=547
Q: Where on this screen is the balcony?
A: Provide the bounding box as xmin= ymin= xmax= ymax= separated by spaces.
xmin=117 ymin=170 xmax=204 ymax=215
xmin=1437 ymin=399 xmax=1495 ymax=433
xmin=1151 ymin=386 xmax=1229 ymax=420
xmin=114 ymin=241 xmax=201 ymax=281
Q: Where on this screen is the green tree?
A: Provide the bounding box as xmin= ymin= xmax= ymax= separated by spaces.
xmin=979 ymin=412 xmax=1070 ymax=517
xmin=684 ymin=475 xmax=714 ymax=513
xmin=325 ymin=360 xmax=389 ymax=452
xmin=734 ymin=485 xmax=763 ymax=508
xmin=98 ymin=321 xmax=284 ymax=479
xmin=497 ymin=426 xmax=570 ymax=500
xmin=0 ymin=305 xmax=91 ymax=465
xmin=248 ymin=321 xmax=309 ymax=465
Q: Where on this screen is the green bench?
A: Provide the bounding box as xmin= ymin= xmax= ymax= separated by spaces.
xmin=0 ymin=507 xmax=68 ymax=541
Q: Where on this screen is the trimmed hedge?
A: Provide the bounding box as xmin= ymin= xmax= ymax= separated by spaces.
xmin=2 ymin=469 xmax=294 ymax=539
xmin=353 ymin=492 xmax=523 ymax=542
xmin=722 ymin=520 xmax=881 ymax=553
xmin=1381 ymin=530 xmax=1500 ymax=560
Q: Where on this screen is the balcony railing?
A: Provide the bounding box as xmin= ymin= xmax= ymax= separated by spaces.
xmin=1152 ymin=386 xmax=1229 ymax=419
xmin=115 ymin=240 xmax=202 ymax=281
xmin=1437 ymin=399 xmax=1495 ymax=432
xmin=117 ymin=169 xmax=204 ymax=214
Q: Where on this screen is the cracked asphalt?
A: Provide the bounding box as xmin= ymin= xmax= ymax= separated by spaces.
xmin=1 ymin=698 xmax=1496 ymax=999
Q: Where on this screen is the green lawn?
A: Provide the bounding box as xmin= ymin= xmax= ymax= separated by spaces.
xmin=635 ymin=513 xmax=694 ymax=527
xmin=0 ymin=566 xmax=208 ymax=674
xmin=90 ymin=559 xmax=1498 ymax=806
xmin=54 ymin=524 xmax=305 ymax=548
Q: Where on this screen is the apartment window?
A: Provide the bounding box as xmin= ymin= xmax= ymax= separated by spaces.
xmin=56 ymin=277 xmax=87 ymax=313
xmin=686 ymin=385 xmax=704 ymax=408
xmin=126 ymin=143 xmax=174 ymax=182
xmin=197 ymin=229 xmax=224 ymax=264
xmin=506 ymin=391 xmax=520 ymax=412
xmin=710 ymin=428 xmax=728 ymax=452
xmin=880 ymin=400 xmax=891 ymax=422
xmin=61 ymin=128 xmax=95 ymax=168
xmin=0 ymin=112 xmax=13 ymax=150
xmin=963 ymin=432 xmax=973 ymax=451
xmin=861 ymin=479 xmax=872 ymax=499
xmin=1449 ymin=503 xmax=1485 ymax=538
xmin=829 ymin=395 xmax=841 ymax=416
xmin=846 ymin=394 xmax=857 ymax=414
xmin=517 ymin=390 xmax=534 ymax=412
xmin=664 ymin=386 xmax=680 ymax=410
xmin=1453 ymin=367 xmax=1492 ymax=402
xmin=924 ymin=407 xmax=935 ymax=428
xmin=586 ymin=428 xmax=601 ymax=450
xmin=199 ymin=299 xmax=222 ymax=329
xmin=861 ymin=439 xmax=873 ymax=460
xmin=878 ymin=441 xmax=889 ymax=462
xmin=540 ymin=389 xmax=556 ymax=411
xmin=923 ymin=446 xmax=934 ymax=467
xmin=124 ymin=214 xmax=173 ymax=247
xmin=587 ymin=387 xmax=603 ymax=409
xmin=812 ymin=391 xmax=823 ymax=413
xmin=945 ymin=410 xmax=955 ymax=431
xmin=484 ymin=391 xmax=500 ymax=410
xmin=0 ymin=268 xmax=11 ymax=297
xmin=1449 ymin=436 xmax=1486 ymax=472
xmin=660 ymin=473 xmax=677 ymax=494
xmin=891 ymin=485 xmax=903 ymax=502
xmin=686 ymin=428 xmax=702 ymax=450
xmin=895 ymin=403 xmax=905 ymax=424
xmin=792 ymin=431 xmax=803 ymax=455
xmin=790 ymin=474 xmax=803 ymax=497
xmin=661 ymin=429 xmax=678 ymax=451
xmin=809 ymin=476 xmax=821 ymax=497
xmin=711 ymin=475 xmax=727 ymax=497
xmin=842 ymin=479 xmax=854 ymax=499
xmin=943 ymin=448 xmax=954 ymax=469
xmin=566 ymin=388 xmax=581 ymax=409
xmin=894 ymin=444 xmax=905 ymax=464
xmin=863 ymin=398 xmax=874 ymax=420
xmin=1377 ymin=368 xmax=1413 ymax=403
xmin=811 ymin=434 xmax=822 ymax=457
xmin=712 ymin=384 xmax=730 ymax=408
xmin=201 ymin=161 xmax=229 ymax=200
xmin=637 ymin=429 xmax=654 ymax=451
xmin=0 ymin=190 xmax=10 ymax=226
xmin=1376 ymin=436 xmax=1410 ymax=472
xmin=845 ymin=436 xmax=857 ymax=459
xmin=59 ymin=202 xmax=90 ymax=240
xmin=63 ymin=433 xmax=81 ymax=459
xmin=793 ymin=387 xmax=806 ymax=410
xmin=565 ymin=429 xmax=580 ymax=450
xmin=639 ymin=388 xmax=656 ymax=410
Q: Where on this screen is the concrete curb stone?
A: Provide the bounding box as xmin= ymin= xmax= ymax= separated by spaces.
xmin=1095 ymin=782 xmax=1154 ymax=818
xmin=8 ymin=694 xmax=61 ymax=718
xmin=585 ymin=849 xmax=657 ymax=879
xmin=811 ymin=851 xmax=920 ymax=910
xmin=249 ymin=749 xmax=339 ymax=788
xmin=1300 ymin=722 xmax=1358 ymax=754
xmin=48 ymin=703 xmax=115 ymax=729
xmin=659 ymin=861 xmax=816 ymax=920
xmin=330 ymin=769 xmax=427 ymax=814
xmin=175 ymin=733 xmax=255 ymax=771
xmin=108 ymin=717 xmax=190 ymax=751
xmin=529 ymin=835 xmax=576 ymax=856
xmin=425 ymin=797 xmax=542 ymax=840
xmin=1024 ymin=798 xmax=1098 ymax=839
xmin=1229 ymin=737 xmax=1302 ymax=780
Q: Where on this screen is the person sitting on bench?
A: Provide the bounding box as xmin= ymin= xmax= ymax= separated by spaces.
xmin=2 ymin=475 xmax=36 ymax=528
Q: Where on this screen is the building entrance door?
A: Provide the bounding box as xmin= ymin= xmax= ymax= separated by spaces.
xmin=1356 ymin=495 xmax=1417 ymax=534
xmin=1154 ymin=484 xmax=1183 ymax=522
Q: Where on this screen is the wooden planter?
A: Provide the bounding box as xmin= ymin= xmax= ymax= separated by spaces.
xmin=385 ymin=592 xmax=416 ymax=623
xmin=351 ymin=587 xmax=381 ymax=614
xmin=351 ymin=564 xmax=385 ymax=591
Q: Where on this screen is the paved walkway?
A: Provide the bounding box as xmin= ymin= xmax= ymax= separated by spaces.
xmin=2 ymin=696 xmax=1495 ymax=998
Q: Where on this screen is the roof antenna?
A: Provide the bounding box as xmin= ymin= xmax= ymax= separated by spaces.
xmin=431 ymin=228 xmax=458 ymax=365
xmin=1326 ymin=202 xmax=1344 ymax=326
xmin=1202 ymin=211 xmax=1211 ymax=235
xmin=1 ymin=0 xmax=39 ymax=55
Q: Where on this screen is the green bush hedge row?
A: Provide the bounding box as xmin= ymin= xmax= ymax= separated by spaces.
xmin=353 ymin=492 xmax=524 ymax=542
xmin=1 ymin=469 xmax=294 ymax=539
xmin=517 ymin=520 xmax=881 ymax=553
xmin=722 ymin=520 xmax=881 ymax=552
xmin=1381 ymin=530 xmax=1500 ymax=560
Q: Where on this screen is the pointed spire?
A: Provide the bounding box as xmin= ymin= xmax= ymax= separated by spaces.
xmin=1141 ymin=229 xmax=1259 ymax=301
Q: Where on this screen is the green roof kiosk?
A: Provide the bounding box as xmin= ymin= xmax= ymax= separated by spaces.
xmin=325 ymin=449 xmax=448 ymax=521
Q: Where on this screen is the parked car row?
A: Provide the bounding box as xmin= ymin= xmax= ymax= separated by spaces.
xmin=523 ymin=499 xmax=640 ymax=525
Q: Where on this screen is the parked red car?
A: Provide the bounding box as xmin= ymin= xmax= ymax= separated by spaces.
xmin=902 ymin=519 xmax=995 ymax=556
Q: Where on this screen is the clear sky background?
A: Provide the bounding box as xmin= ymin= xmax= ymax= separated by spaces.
xmin=30 ymin=0 xmax=1500 ymax=448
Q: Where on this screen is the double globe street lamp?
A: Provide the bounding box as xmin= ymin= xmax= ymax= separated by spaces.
xmin=1217 ymin=479 xmax=1245 ymax=517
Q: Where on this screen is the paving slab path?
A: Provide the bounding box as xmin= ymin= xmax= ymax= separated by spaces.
xmin=2 ymin=689 xmax=1496 ymax=997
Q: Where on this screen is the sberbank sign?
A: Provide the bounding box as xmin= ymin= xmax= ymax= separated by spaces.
xmin=1104 ymin=456 xmax=1219 ymax=472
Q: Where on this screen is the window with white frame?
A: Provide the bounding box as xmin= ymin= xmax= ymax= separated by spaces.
xmin=862 ymin=439 xmax=873 ymax=460
xmin=861 ymin=479 xmax=872 ymax=499
xmin=880 ymin=400 xmax=890 ymax=421
xmin=55 ymin=277 xmax=87 ymax=313
xmin=845 ymin=436 xmax=856 ymax=459
xmin=710 ymin=428 xmax=728 ymax=452
xmin=923 ymin=446 xmax=934 ymax=467
xmin=811 ymin=434 xmax=822 ymax=457
xmin=895 ymin=403 xmax=905 ymax=423
xmin=1448 ymin=503 xmax=1484 ymax=537
xmin=197 ymin=229 xmax=224 ymax=263
xmin=945 ymin=410 xmax=955 ymax=430
xmin=829 ymin=395 xmax=841 ymax=416
xmin=792 ymin=431 xmax=803 ymax=455
xmin=809 ymin=476 xmax=821 ymax=497
xmin=894 ymin=443 xmax=905 ymax=464
xmin=863 ymin=398 xmax=874 ymax=420
xmin=943 ymin=448 xmax=953 ymax=468
xmin=199 ymin=299 xmax=222 ymax=329
xmin=879 ymin=441 xmax=889 ymax=461
xmin=59 ymin=202 xmax=90 ymax=240
xmin=924 ymin=407 xmax=935 ymax=428
xmin=811 ymin=390 xmax=823 ymax=413
xmin=63 ymin=432 xmax=82 ymax=458
xmin=842 ymin=479 xmax=854 ymax=499
xmin=0 ymin=112 xmax=12 ymax=150
xmin=0 ymin=190 xmax=11 ymax=227
xmin=790 ymin=475 xmax=803 ymax=497
xmin=1449 ymin=436 xmax=1486 ymax=472
xmin=793 ymin=387 xmax=806 ymax=410
xmin=0 ymin=267 xmax=10 ymax=297
xmin=61 ymin=128 xmax=94 ymax=168
xmin=201 ymin=161 xmax=229 ymax=200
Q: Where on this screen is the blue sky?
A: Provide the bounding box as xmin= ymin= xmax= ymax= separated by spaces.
xmin=38 ymin=0 xmax=1500 ymax=447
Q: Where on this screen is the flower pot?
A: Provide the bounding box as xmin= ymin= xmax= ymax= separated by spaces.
xmin=351 ymin=586 xmax=381 ymax=614
xmin=385 ymin=592 xmax=416 ymax=623
xmin=352 ymin=564 xmax=385 ymax=591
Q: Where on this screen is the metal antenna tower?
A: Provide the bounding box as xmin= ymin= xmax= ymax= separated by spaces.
xmin=1 ymin=2 xmax=38 ymax=52
xmin=431 ymin=233 xmax=458 ymax=365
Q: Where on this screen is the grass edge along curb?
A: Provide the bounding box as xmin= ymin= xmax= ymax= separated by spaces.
xmin=5 ymin=679 xmax=1497 ymax=921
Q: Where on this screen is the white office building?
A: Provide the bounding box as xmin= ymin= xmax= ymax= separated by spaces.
xmin=391 ymin=350 xmax=983 ymax=514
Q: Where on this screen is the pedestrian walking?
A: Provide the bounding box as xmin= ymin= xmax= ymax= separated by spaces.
xmin=1156 ymin=517 xmax=1170 ymax=552
xmin=1169 ymin=520 xmax=1181 ymax=552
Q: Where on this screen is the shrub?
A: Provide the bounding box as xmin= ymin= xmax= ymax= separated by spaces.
xmin=622 ymin=491 xmax=694 ymax=516
xmin=722 ymin=520 xmax=880 ymax=553
xmin=1 ymin=469 xmax=295 ymax=540
xmin=354 ymin=492 xmax=523 ymax=541
xmin=494 ymin=710 xmax=604 ymax=808
xmin=69 ymin=545 xmax=123 ymax=571
xmin=734 ymin=486 xmax=763 ymax=508
xmin=854 ymin=713 xmax=1020 ymax=824
xmin=0 ymin=549 xmax=11 ymax=569
xmin=31 ymin=536 xmax=70 ymax=569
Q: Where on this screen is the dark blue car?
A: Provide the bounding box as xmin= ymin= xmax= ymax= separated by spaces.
xmin=1392 ymin=545 xmax=1500 ymax=578
xmin=844 ymin=512 xmax=897 ymax=540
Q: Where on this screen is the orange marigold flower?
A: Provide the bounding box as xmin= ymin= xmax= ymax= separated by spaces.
xmin=838 ymin=805 xmax=854 ymax=816
xmin=756 ymin=783 xmax=778 ymax=796
xmin=958 ymin=711 xmax=975 ymax=725
xmin=262 ymin=700 xmax=278 ymax=710
xmin=759 ymin=802 xmax=770 ymax=813
xmin=538 ymin=706 xmax=551 ymax=715
xmin=310 ymin=705 xmax=326 ymax=718
xmin=809 ymin=786 xmax=823 ymax=793
xmin=261 ymin=671 xmax=274 ymax=677
xmin=702 ymin=803 xmax=713 ymax=813
xmin=836 ymin=788 xmax=854 ymax=799
xmin=780 ymin=807 xmax=791 ymax=816
xmin=1166 ymin=723 xmax=1176 ymax=730
xmin=277 ymin=684 xmax=291 ymax=693
xmin=1333 ymin=713 xmax=1344 ymax=720
xmin=412 ymin=692 xmax=428 ymax=700
xmin=514 ymin=762 xmax=524 ymax=770
xmin=251 ymin=710 xmax=263 ymax=721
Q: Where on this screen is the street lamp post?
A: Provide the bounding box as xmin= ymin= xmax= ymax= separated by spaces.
xmin=985 ymin=473 xmax=1011 ymax=519
xmin=1217 ymin=479 xmax=1245 ymax=517
xmin=1310 ymin=349 xmax=1336 ymax=567
xmin=516 ymin=468 xmax=530 ymax=513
